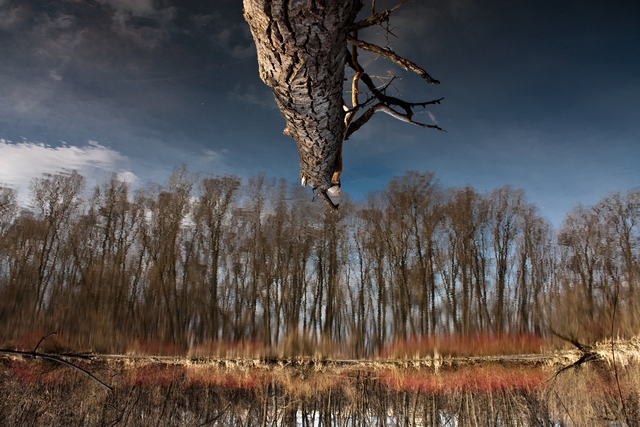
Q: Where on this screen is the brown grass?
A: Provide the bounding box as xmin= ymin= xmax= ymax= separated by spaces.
xmin=2 ymin=337 xmax=640 ymax=426
xmin=379 ymin=333 xmax=549 ymax=358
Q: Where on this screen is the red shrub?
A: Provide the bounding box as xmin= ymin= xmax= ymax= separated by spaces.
xmin=380 ymin=365 xmax=545 ymax=394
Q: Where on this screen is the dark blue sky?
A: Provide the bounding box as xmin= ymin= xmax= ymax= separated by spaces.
xmin=0 ymin=0 xmax=638 ymax=226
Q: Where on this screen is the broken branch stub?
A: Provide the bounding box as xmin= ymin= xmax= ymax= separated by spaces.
xmin=243 ymin=0 xmax=363 ymax=195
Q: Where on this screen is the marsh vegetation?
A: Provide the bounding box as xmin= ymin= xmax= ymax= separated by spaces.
xmin=2 ymin=339 xmax=640 ymax=426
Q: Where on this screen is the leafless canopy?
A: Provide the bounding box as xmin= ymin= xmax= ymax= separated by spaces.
xmin=243 ymin=0 xmax=444 ymax=209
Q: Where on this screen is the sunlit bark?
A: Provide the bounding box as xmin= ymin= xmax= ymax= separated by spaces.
xmin=243 ymin=0 xmax=362 ymax=193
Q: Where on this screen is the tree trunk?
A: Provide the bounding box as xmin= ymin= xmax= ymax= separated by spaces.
xmin=243 ymin=0 xmax=363 ymax=191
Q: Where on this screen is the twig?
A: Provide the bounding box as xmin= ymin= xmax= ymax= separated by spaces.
xmin=553 ymin=390 xmax=578 ymax=426
xmin=371 ymin=104 xmax=445 ymax=131
xmin=33 ymin=331 xmax=57 ymax=355
xmin=351 ymin=0 xmax=408 ymax=31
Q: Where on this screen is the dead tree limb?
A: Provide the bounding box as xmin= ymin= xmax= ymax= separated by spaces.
xmin=243 ymin=0 xmax=444 ymax=209
xmin=550 ymin=328 xmax=599 ymax=378
xmin=0 ymin=332 xmax=112 ymax=391
xmin=344 ymin=47 xmax=445 ymax=140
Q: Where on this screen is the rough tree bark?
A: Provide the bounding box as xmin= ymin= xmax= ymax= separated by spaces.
xmin=243 ymin=0 xmax=443 ymax=208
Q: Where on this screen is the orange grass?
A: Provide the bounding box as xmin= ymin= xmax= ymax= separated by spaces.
xmin=379 ymin=333 xmax=548 ymax=358
xmin=128 ymin=364 xmax=188 ymax=388
xmin=8 ymin=359 xmax=67 ymax=387
xmin=380 ymin=365 xmax=546 ymax=394
xmin=120 ymin=360 xmax=357 ymax=395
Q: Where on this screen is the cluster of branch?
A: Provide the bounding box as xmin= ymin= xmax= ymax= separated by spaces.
xmin=343 ymin=0 xmax=445 ymax=141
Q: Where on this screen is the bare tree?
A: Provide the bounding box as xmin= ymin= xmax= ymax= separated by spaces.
xmin=30 ymin=170 xmax=85 ymax=315
xmin=0 ymin=186 xmax=17 ymax=236
xmin=557 ymin=205 xmax=605 ymax=324
xmin=597 ymin=190 xmax=640 ymax=305
xmin=193 ymin=175 xmax=241 ymax=341
xmin=243 ymin=0 xmax=443 ymax=208
xmin=514 ymin=203 xmax=552 ymax=334
xmin=489 ymin=186 xmax=523 ymax=332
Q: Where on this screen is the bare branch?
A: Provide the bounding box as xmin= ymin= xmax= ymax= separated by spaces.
xmin=344 ymin=31 xmax=363 ymax=129
xmin=33 ymin=331 xmax=57 ymax=354
xmin=347 ymin=36 xmax=440 ymax=85
xmin=359 ymin=70 xmax=443 ymax=115
xmin=374 ymin=104 xmax=445 ymax=131
xmin=351 ymin=0 xmax=408 ymax=31
xmin=346 ymin=102 xmax=444 ymax=140
xmin=344 ymin=105 xmax=377 ymax=139
xmin=345 ymin=47 xmax=444 ymax=140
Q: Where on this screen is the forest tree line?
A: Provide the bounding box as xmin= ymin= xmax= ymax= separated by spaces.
xmin=0 ymin=167 xmax=638 ymax=356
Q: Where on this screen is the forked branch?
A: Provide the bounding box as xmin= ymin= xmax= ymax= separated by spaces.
xmin=344 ymin=46 xmax=445 ymax=140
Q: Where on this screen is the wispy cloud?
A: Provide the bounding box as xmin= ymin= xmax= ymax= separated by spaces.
xmin=98 ymin=0 xmax=157 ymax=17
xmin=0 ymin=139 xmax=137 ymax=202
xmin=210 ymin=24 xmax=255 ymax=60
xmin=0 ymin=1 xmax=32 ymax=32
xmin=109 ymin=7 xmax=176 ymax=50
xmin=228 ymin=83 xmax=277 ymax=109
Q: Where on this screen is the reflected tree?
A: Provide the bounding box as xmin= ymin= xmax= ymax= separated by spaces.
xmin=243 ymin=0 xmax=444 ymax=208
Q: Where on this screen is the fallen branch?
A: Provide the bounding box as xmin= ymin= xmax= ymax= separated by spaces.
xmin=550 ymin=328 xmax=599 ymax=378
xmin=0 ymin=332 xmax=112 ymax=391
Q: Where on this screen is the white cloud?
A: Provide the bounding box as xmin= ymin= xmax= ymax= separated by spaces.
xmin=116 ymin=170 xmax=138 ymax=184
xmin=0 ymin=139 xmax=138 ymax=202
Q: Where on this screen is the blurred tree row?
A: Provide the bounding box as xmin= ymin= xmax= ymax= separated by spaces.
xmin=0 ymin=168 xmax=638 ymax=356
